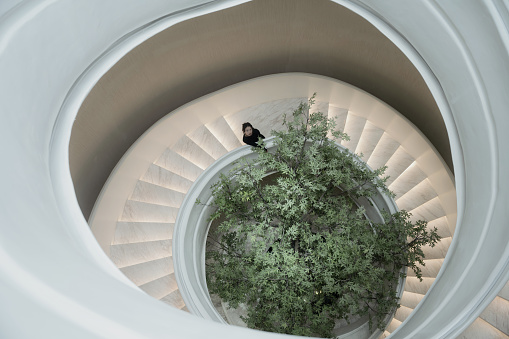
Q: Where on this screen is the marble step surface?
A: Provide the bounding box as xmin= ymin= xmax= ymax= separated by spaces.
xmin=341 ymin=113 xmax=366 ymax=152
xmin=205 ymin=116 xmax=243 ymax=152
xmin=187 ymin=124 xmax=229 ymax=160
xmin=113 ymin=221 xmax=174 ymax=245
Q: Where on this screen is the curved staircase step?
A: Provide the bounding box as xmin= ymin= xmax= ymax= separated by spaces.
xmin=394 ymin=305 xmax=413 ymax=323
xmin=155 ymin=148 xmax=203 ymax=181
xmin=139 ymin=273 xmax=178 ymax=300
xmin=187 ymin=125 xmax=229 ymax=160
xmin=110 ymin=239 xmax=172 ymax=268
xmin=384 ymin=147 xmax=414 ymax=186
xmin=161 ymin=289 xmax=186 ymax=309
xmin=205 ymin=116 xmax=243 ymax=152
xmin=404 ymin=276 xmax=435 ymax=295
xmin=396 ymin=179 xmax=438 ymax=212
xmin=421 ymin=237 xmax=452 ymax=260
xmin=427 ymin=216 xmax=453 ymax=238
xmin=326 ymin=106 xmax=348 ymax=140
xmin=171 ymin=135 xmax=215 ymax=170
xmin=113 ymin=222 xmax=174 ymax=245
xmin=386 ymin=318 xmax=402 ymax=333
xmin=310 ymin=100 xmax=330 ymax=118
xmin=408 ymin=197 xmax=446 ymax=223
xmin=400 ymin=291 xmax=425 ymax=310
xmin=141 ymin=164 xmax=193 ymax=193
xmin=389 ymin=162 xmax=427 ymax=199
xmin=406 ymin=259 xmax=444 ymax=278
xmin=459 ymin=318 xmax=509 ymax=339
xmin=341 ymin=113 xmax=366 ymax=152
xmin=130 ymin=181 xmax=186 ymax=208
xmin=121 ymin=200 xmax=179 ymax=223
xmin=499 ymin=282 xmax=509 ymax=302
xmin=355 ymin=121 xmax=384 ymax=162
xmin=479 ymin=296 xmax=509 ymax=336
xmin=367 ymin=133 xmax=400 ymax=170
xmin=120 ymin=257 xmax=174 ymax=286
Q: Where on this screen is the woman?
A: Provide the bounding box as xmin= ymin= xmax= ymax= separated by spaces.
xmin=242 ymin=122 xmax=265 ymax=148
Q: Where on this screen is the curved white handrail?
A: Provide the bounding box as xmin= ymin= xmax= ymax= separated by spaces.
xmin=174 ymin=137 xmax=401 ymax=339
xmin=174 ymin=141 xmax=266 ymax=322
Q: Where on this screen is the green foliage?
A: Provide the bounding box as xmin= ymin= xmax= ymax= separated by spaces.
xmin=204 ymin=95 xmax=440 ymax=338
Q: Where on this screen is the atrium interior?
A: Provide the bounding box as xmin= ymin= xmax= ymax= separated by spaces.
xmin=0 ymin=1 xmax=508 ymax=338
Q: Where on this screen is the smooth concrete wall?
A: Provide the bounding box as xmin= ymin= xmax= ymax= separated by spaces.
xmin=70 ymin=0 xmax=450 ymax=220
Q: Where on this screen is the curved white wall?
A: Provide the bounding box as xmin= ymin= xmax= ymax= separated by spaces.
xmin=338 ymin=1 xmax=509 ymax=338
xmin=0 ymin=0 xmax=507 ymax=338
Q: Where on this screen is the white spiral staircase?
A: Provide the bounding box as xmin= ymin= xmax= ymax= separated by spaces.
xmin=89 ymin=74 xmax=506 ymax=337
xmin=1 ymin=1 xmax=509 ymax=338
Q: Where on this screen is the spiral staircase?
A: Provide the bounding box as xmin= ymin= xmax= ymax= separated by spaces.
xmin=1 ymin=0 xmax=509 ymax=338
xmin=109 ymin=99 xmax=458 ymax=336
xmin=89 ymin=76 xmax=506 ymax=337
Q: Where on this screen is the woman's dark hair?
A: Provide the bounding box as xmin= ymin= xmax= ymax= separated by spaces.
xmin=242 ymin=122 xmax=253 ymax=133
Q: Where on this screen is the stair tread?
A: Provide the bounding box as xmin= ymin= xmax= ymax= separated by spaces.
xmin=407 ymin=197 xmax=446 ymax=224
xmin=406 ymin=259 xmax=444 ymax=278
xmin=110 ymin=239 xmax=172 ymax=268
xmin=400 ymin=291 xmax=425 ymax=309
xmin=155 ymin=148 xmax=203 ymax=181
xmin=394 ymin=305 xmax=413 ymax=323
xmin=205 ymin=116 xmax=243 ymax=152
xmin=404 ymin=276 xmax=435 ymax=295
xmin=479 ymin=296 xmax=509 ymax=335
xmin=384 ymin=146 xmax=414 ymax=186
xmin=171 ymin=135 xmax=215 ymax=170
xmin=421 ymin=236 xmax=452 ymax=260
xmin=160 ymin=289 xmax=186 ymax=309
xmin=396 ymin=179 xmax=438 ymax=212
xmin=367 ymin=133 xmax=400 ymax=171
xmin=389 ymin=162 xmax=427 ymax=199
xmin=113 ymin=221 xmax=174 ymax=245
xmin=355 ymin=121 xmax=384 ymax=162
xmin=225 ymin=97 xmax=305 ymax=144
xmin=386 ymin=318 xmax=402 ymax=333
xmin=120 ymin=257 xmax=174 ymax=286
xmin=187 ymin=125 xmax=229 ymax=160
xmin=121 ymin=200 xmax=179 ymax=223
xmin=141 ymin=164 xmax=193 ymax=193
xmin=327 ymin=105 xmax=348 ymax=139
xmin=341 ymin=113 xmax=366 ymax=153
xmin=459 ymin=318 xmax=509 ymax=339
xmin=130 ymin=181 xmax=186 ymax=208
xmin=426 ymin=216 xmax=453 ymax=238
xmin=139 ymin=273 xmax=178 ymax=300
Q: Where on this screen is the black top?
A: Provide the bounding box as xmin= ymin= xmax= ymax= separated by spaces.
xmin=243 ymin=129 xmax=265 ymax=148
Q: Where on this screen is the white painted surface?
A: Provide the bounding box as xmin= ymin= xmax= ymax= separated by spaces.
xmin=0 ymin=0 xmax=22 ymax=18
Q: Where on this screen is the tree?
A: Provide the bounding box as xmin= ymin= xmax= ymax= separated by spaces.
xmin=204 ymin=96 xmax=441 ymax=338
